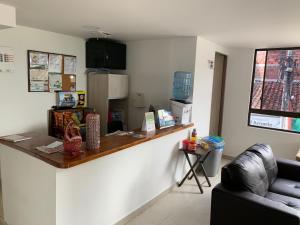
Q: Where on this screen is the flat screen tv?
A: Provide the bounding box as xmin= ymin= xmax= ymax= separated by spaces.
xmin=86 ymin=38 xmax=126 ymax=70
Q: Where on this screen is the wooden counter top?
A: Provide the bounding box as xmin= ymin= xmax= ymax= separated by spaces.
xmin=0 ymin=124 xmax=193 ymax=168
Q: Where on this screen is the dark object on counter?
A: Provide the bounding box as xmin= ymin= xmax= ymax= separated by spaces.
xmin=48 ymin=107 xmax=94 ymax=141
xmin=149 ymin=104 xmax=159 ymax=128
xmin=107 ymin=121 xmax=123 ymax=133
xmin=170 ymin=98 xmax=192 ymax=104
xmin=177 ymin=147 xmax=212 ymax=194
xmin=86 ymin=113 xmax=100 ymax=150
xmin=149 ymin=105 xmax=155 ymax=112
xmin=211 ymin=144 xmax=300 ymax=225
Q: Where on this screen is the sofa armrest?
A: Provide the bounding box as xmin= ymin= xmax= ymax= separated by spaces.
xmin=211 ymin=184 xmax=300 ymax=225
xmin=277 ymin=158 xmax=300 ymax=182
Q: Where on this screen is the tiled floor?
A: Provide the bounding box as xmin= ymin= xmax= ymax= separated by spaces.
xmin=0 ymin=159 xmax=230 ymax=225
xmin=124 ymin=159 xmax=230 ymax=225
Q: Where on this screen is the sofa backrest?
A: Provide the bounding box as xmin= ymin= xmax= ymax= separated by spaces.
xmin=247 ymin=144 xmax=278 ymax=184
xmin=221 ymin=151 xmax=269 ymax=196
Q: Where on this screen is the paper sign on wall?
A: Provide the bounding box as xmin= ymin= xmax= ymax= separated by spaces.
xmin=49 ymin=54 xmax=62 ymax=73
xmin=0 ymin=46 xmax=14 ymax=73
xmin=64 ymin=56 xmax=76 ymax=74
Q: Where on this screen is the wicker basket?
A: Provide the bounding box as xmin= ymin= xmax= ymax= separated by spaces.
xmin=63 ymin=121 xmax=82 ymax=155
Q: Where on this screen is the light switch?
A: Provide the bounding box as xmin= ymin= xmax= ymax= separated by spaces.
xmin=133 ymin=92 xmax=145 ymax=108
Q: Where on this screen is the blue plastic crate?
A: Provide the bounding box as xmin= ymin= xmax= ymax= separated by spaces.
xmin=201 ymin=136 xmax=225 ymax=151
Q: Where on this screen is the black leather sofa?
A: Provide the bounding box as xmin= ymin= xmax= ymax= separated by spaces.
xmin=210 ymin=144 xmax=300 ymax=225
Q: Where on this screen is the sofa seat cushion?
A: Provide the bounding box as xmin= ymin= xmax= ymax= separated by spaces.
xmin=247 ymin=144 xmax=278 ymax=184
xmin=266 ymin=192 xmax=300 ymax=211
xmin=269 ymin=178 xmax=300 ymax=199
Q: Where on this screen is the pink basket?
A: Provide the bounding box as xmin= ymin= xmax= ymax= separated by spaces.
xmin=63 ymin=121 xmax=82 ymax=155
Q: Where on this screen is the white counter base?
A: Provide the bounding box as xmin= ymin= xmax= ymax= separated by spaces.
xmin=0 ymin=129 xmax=189 ymax=225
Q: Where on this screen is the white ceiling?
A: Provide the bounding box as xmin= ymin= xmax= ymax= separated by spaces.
xmin=1 ymin=0 xmax=300 ymax=48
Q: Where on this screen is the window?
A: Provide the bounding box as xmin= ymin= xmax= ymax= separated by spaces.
xmin=248 ymin=48 xmax=300 ymax=133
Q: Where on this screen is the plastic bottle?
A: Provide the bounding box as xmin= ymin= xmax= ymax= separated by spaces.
xmin=190 ymin=129 xmax=197 ymax=142
xmin=172 ymin=71 xmax=193 ymax=100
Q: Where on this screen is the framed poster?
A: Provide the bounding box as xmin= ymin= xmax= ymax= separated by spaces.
xmin=28 ymin=50 xmax=77 ymax=92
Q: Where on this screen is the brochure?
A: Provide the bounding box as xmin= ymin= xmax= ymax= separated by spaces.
xmin=141 ymin=112 xmax=156 ymax=132
xmin=36 ymin=141 xmax=63 ymax=154
xmin=157 ymin=109 xmax=175 ymax=129
xmin=0 ymin=134 xmax=32 ymax=143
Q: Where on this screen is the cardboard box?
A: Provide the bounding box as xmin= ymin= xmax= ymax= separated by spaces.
xmin=170 ymin=100 xmax=192 ymax=125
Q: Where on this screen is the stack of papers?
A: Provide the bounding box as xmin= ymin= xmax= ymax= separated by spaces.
xmin=0 ymin=135 xmax=32 ymax=143
xmin=36 ymin=141 xmax=63 ymax=154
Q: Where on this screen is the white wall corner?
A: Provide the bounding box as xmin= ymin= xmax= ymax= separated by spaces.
xmin=191 ymin=36 xmax=230 ymax=136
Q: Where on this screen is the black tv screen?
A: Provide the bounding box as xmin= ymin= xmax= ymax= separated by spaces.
xmin=86 ymin=38 xmax=126 ymax=70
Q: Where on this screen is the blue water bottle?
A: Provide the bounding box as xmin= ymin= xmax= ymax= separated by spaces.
xmin=172 ymin=71 xmax=193 ymax=101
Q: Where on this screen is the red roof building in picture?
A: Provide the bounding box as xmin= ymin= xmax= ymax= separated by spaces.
xmin=250 ymin=49 xmax=300 ymax=132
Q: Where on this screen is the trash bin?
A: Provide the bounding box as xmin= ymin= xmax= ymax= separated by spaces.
xmin=199 ymin=136 xmax=224 ymax=177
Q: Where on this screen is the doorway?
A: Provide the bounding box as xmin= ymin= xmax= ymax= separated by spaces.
xmin=209 ymin=52 xmax=227 ymax=136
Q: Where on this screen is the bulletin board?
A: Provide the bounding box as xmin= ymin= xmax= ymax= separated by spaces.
xmin=27 ymin=50 xmax=77 ymax=92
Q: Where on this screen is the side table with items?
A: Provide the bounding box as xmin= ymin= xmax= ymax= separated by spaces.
xmin=177 ymin=146 xmax=212 ymax=194
xmin=177 ymin=135 xmax=224 ymax=194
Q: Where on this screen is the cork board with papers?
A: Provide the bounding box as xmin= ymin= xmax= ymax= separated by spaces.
xmin=28 ymin=50 xmax=77 ymax=92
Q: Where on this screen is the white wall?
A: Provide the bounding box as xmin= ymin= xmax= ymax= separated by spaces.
xmin=1 ymin=143 xmax=56 ymax=225
xmin=127 ymin=36 xmax=300 ymax=159
xmin=0 ymin=26 xmax=86 ymax=136
xmin=126 ymin=37 xmax=197 ymax=129
xmin=0 ymin=4 xmax=16 ymax=29
xmin=192 ymin=36 xmax=230 ymax=136
xmin=222 ymin=47 xmax=299 ymax=159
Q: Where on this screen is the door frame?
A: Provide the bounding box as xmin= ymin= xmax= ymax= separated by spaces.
xmin=212 ymin=52 xmax=228 ymax=136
